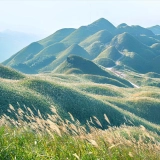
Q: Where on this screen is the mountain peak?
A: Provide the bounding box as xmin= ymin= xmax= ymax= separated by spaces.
xmin=89 ymin=18 xmax=116 ymax=33
xmin=117 ymin=23 xmax=128 ymax=28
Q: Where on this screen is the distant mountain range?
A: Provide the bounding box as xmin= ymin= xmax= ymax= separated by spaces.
xmin=2 ymin=18 xmax=160 ymax=75
xmin=0 ymin=30 xmax=41 ymax=62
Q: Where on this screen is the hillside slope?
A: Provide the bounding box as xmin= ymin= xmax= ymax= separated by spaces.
xmin=0 ymin=73 xmax=160 ymax=134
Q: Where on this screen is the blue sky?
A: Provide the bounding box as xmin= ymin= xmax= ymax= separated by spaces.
xmin=0 ymin=0 xmax=160 ymax=36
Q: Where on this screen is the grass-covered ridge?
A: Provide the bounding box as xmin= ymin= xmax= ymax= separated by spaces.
xmin=0 ymin=64 xmax=25 ymax=79
xmin=0 ymin=72 xmax=160 ymax=134
xmin=0 ymin=70 xmax=160 ymax=159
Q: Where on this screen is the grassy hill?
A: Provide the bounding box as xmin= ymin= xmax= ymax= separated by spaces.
xmin=80 ymin=30 xmax=113 ymax=48
xmin=94 ymin=46 xmax=122 ymax=67
xmin=26 ymin=42 xmax=66 ymax=71
xmin=3 ymin=42 xmax=44 ymax=67
xmin=116 ymin=24 xmax=154 ymax=37
xmin=96 ymin=46 xmax=122 ymax=60
xmin=1 ymin=18 xmax=160 ymax=159
xmin=2 ymin=18 xmax=160 ymax=75
xmin=110 ymin=32 xmax=155 ymax=60
xmin=62 ymin=18 xmax=116 ymax=46
xmin=38 ymin=28 xmax=75 ymax=47
xmin=0 ymin=64 xmax=25 ymax=80
xmin=0 ymin=72 xmax=160 ymax=134
xmin=86 ymin=41 xmax=106 ymax=59
xmin=136 ymin=35 xmax=160 ymax=46
xmin=40 ymin=44 xmax=90 ymax=72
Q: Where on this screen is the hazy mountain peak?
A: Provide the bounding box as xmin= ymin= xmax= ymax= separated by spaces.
xmin=117 ymin=23 xmax=128 ymax=28
xmin=148 ymin=25 xmax=160 ymax=35
xmin=89 ymin=18 xmax=116 ymax=33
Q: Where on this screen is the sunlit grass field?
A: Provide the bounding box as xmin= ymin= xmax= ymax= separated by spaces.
xmin=1 ymin=68 xmax=160 ymax=159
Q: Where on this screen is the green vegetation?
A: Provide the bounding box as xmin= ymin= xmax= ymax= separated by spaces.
xmin=3 ymin=42 xmax=43 ymax=67
xmin=2 ymin=17 xmax=160 ymax=159
xmin=39 ymin=28 xmax=75 ymax=47
xmin=116 ymin=24 xmax=154 ymax=37
xmin=80 ymin=30 xmax=113 ymax=48
xmin=1 ymin=71 xmax=160 ymax=133
xmin=0 ymin=64 xmax=25 ymax=79
xmin=41 ymin=44 xmax=90 ymax=72
xmin=3 ymin=18 xmax=160 ymax=75
xmin=0 ymin=125 xmax=160 ymax=160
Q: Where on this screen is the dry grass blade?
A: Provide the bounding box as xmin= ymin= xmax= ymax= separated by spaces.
xmin=73 ymin=153 xmax=80 ymax=160
xmin=104 ymin=114 xmax=111 ymax=125
xmin=87 ymin=139 xmax=98 ymax=147
xmin=92 ymin=116 xmax=102 ymax=128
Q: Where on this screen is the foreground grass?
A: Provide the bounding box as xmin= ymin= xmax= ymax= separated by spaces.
xmin=0 ymin=126 xmax=160 ymax=160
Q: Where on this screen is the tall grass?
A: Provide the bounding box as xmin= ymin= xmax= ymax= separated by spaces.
xmin=0 ymin=123 xmax=160 ymax=159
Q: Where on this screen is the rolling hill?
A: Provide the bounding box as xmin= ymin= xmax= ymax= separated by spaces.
xmin=0 ymin=71 xmax=160 ymax=135
xmin=2 ymin=18 xmax=160 ymax=75
xmin=116 ymin=24 xmax=154 ymax=37
xmin=80 ymin=30 xmax=113 ymax=48
xmin=0 ymin=64 xmax=25 ymax=79
xmin=38 ymin=28 xmax=75 ymax=47
xmin=40 ymin=44 xmax=90 ymax=72
xmin=94 ymin=46 xmax=122 ymax=67
xmin=1 ymin=17 xmax=160 ymax=160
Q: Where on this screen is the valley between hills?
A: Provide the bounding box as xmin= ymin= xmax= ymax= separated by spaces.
xmin=1 ymin=18 xmax=160 ymax=159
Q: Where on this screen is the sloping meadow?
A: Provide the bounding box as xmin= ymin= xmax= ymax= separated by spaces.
xmin=0 ymin=73 xmax=160 ymax=135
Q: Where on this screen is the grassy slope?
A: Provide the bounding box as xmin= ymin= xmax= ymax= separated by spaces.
xmin=62 ymin=18 xmax=116 ymax=46
xmin=86 ymin=41 xmax=106 ymax=59
xmin=0 ymin=72 xmax=160 ymax=134
xmin=79 ymin=30 xmax=113 ymax=48
xmin=0 ymin=64 xmax=25 ymax=79
xmin=25 ymin=43 xmax=67 ymax=71
xmin=3 ymin=42 xmax=44 ymax=67
xmin=94 ymin=46 xmax=121 ymax=67
xmin=116 ymin=25 xmax=154 ymax=37
xmin=53 ymin=55 xmax=133 ymax=88
xmin=38 ymin=28 xmax=75 ymax=47
xmin=40 ymin=44 xmax=90 ymax=72
xmin=110 ymin=32 xmax=155 ymax=60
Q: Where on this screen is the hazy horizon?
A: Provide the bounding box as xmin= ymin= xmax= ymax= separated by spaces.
xmin=0 ymin=0 xmax=160 ymax=37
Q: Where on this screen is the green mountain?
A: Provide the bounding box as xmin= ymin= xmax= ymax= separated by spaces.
xmin=54 ymin=55 xmax=133 ymax=88
xmin=62 ymin=18 xmax=116 ymax=46
xmin=94 ymin=46 xmax=122 ymax=67
xmin=26 ymin=42 xmax=66 ymax=71
xmin=85 ymin=41 xmax=106 ymax=59
xmin=40 ymin=44 xmax=90 ymax=72
xmin=54 ymin=55 xmax=112 ymax=75
xmin=96 ymin=46 xmax=121 ymax=61
xmin=89 ymin=18 xmax=116 ymax=33
xmin=38 ymin=28 xmax=75 ymax=47
xmin=80 ymin=30 xmax=113 ymax=48
xmin=110 ymin=32 xmax=155 ymax=60
xmin=1 ymin=18 xmax=160 ymax=141
xmin=2 ymin=18 xmax=160 ymax=75
xmin=3 ymin=42 xmax=44 ymax=67
xmin=116 ymin=24 xmax=154 ymax=37
xmin=136 ymin=35 xmax=160 ymax=46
